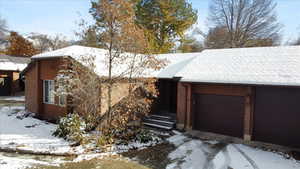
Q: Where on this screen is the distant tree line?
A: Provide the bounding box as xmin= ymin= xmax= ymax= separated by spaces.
xmin=0 ymin=15 xmax=70 ymax=57
xmin=76 ymin=0 xmax=300 ymax=53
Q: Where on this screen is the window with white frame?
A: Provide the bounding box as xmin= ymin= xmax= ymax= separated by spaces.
xmin=43 ymin=80 xmax=55 ymax=104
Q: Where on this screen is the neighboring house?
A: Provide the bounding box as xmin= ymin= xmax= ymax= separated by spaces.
xmin=23 ymin=45 xmax=300 ymax=148
xmin=0 ymin=54 xmax=30 ymax=96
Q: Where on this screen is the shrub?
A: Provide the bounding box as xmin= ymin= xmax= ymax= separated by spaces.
xmin=96 ymin=126 xmax=159 ymax=147
xmin=135 ymin=129 xmax=159 ymax=143
xmin=53 ymin=113 xmax=86 ymax=144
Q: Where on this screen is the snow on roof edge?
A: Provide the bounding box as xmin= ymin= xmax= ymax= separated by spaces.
xmin=179 ymin=78 xmax=300 ymax=87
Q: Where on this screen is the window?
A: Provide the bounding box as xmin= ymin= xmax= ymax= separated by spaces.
xmin=43 ymin=80 xmax=55 ymax=104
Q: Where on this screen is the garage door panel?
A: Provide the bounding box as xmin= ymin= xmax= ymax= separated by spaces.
xmin=254 ymin=87 xmax=300 ymax=148
xmin=194 ymin=94 xmax=244 ymax=138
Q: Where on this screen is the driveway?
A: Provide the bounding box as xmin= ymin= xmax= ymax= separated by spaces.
xmin=164 ymin=132 xmax=300 ymax=169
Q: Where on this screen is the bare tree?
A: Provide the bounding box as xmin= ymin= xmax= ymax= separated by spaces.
xmin=28 ymin=33 xmax=52 ymax=53
xmin=208 ymin=0 xmax=282 ymax=48
xmin=0 ymin=15 xmax=8 ymax=45
xmin=49 ymin=34 xmax=70 ymax=50
xmin=293 ymin=38 xmax=300 ymax=45
xmin=28 ymin=33 xmax=70 ymax=53
xmin=290 ymin=32 xmax=300 ymax=45
xmin=75 ymin=19 xmax=104 ymax=48
xmin=178 ymin=35 xmax=204 ymax=53
xmin=204 ymin=26 xmax=231 ymax=49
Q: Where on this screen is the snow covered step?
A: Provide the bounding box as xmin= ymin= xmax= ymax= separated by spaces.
xmin=143 ymin=122 xmax=173 ymax=130
xmin=150 ymin=114 xmax=171 ymax=119
xmin=143 ymin=114 xmax=176 ymax=130
xmin=149 ymin=114 xmax=176 ymax=121
xmin=145 ymin=118 xmax=174 ymax=125
xmin=143 ymin=119 xmax=175 ymax=128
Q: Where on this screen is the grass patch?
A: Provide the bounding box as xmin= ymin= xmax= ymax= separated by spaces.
xmin=31 ymin=157 xmax=150 ymax=169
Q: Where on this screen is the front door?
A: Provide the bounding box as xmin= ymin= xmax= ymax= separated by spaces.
xmin=155 ymin=79 xmax=177 ymax=114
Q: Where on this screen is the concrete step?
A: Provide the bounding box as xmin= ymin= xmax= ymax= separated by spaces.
xmin=143 ymin=118 xmax=175 ymax=127
xmin=145 ymin=118 xmax=175 ymax=125
xmin=143 ymin=114 xmax=176 ymax=130
xmin=149 ymin=114 xmax=176 ymax=122
xmin=143 ymin=122 xmax=173 ymax=130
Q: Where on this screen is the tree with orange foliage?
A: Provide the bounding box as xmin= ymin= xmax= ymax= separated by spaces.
xmin=90 ymin=0 xmax=165 ymax=129
xmin=6 ymin=32 xmax=37 ymax=57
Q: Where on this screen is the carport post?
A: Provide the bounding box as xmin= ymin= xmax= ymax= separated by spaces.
xmin=243 ymin=87 xmax=254 ymax=141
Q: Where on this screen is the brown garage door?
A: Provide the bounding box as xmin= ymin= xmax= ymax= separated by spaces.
xmin=193 ymin=94 xmax=245 ymax=138
xmin=254 ymin=87 xmax=300 ymax=148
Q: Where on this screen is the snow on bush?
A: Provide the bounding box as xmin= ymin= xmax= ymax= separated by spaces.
xmin=53 ymin=113 xmax=87 ymax=144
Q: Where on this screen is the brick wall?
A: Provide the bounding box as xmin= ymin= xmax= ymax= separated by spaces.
xmin=25 ymin=59 xmax=67 ymax=121
xmin=25 ymin=58 xmax=131 ymax=122
xmin=25 ymin=62 xmax=39 ymax=114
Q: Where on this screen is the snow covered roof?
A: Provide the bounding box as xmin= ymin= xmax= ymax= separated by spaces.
xmin=32 ymin=45 xmax=300 ymax=86
xmin=0 ymin=54 xmax=30 ymax=71
xmin=32 ymin=45 xmax=198 ymax=78
xmin=175 ymin=46 xmax=300 ymax=86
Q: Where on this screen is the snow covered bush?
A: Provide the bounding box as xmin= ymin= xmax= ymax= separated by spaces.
xmin=96 ymin=127 xmax=159 ymax=147
xmin=55 ymin=56 xmax=102 ymax=132
xmin=53 ymin=113 xmax=87 ymax=144
xmin=135 ymin=128 xmax=160 ymax=143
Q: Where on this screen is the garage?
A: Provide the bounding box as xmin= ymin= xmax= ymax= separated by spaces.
xmin=193 ymin=93 xmax=245 ymax=138
xmin=253 ymin=87 xmax=300 ymax=148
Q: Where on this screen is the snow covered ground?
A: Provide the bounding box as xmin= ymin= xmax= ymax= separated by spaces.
xmin=0 ymin=106 xmax=84 ymax=156
xmin=0 ymin=152 xmax=67 ymax=169
xmin=1 ymin=105 xmax=300 ymax=169
xmin=0 ymin=105 xmax=161 ymax=169
xmin=166 ymin=132 xmax=300 ymax=169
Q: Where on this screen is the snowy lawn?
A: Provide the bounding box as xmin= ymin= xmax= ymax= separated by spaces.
xmin=0 ymin=106 xmax=84 ymax=156
xmin=0 ymin=106 xmax=162 ymax=169
xmin=166 ymin=132 xmax=300 ymax=169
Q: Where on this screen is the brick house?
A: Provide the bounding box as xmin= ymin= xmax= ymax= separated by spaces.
xmin=23 ymin=45 xmax=300 ymax=148
xmin=0 ymin=54 xmax=30 ymax=96
xmin=22 ymin=45 xmax=195 ymax=121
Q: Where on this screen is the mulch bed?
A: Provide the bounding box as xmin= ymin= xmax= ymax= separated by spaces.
xmin=122 ymin=142 xmax=175 ymax=169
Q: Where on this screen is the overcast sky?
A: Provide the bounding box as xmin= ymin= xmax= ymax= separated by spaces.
xmin=1 ymin=0 xmax=299 ymax=43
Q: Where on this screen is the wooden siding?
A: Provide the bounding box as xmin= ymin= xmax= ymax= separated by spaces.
xmin=192 ymin=84 xmax=249 ymax=96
